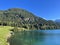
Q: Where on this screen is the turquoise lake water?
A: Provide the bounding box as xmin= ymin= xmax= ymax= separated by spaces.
xmin=9 ymin=30 xmax=60 ymax=45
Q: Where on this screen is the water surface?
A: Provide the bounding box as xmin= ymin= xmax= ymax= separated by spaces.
xmin=9 ymin=30 xmax=60 ymax=45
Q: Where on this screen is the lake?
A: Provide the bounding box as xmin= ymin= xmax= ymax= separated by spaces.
xmin=9 ymin=29 xmax=60 ymax=45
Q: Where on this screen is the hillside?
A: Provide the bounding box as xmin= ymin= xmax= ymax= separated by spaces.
xmin=55 ymin=19 xmax=60 ymax=22
xmin=55 ymin=19 xmax=60 ymax=27
xmin=0 ymin=8 xmax=60 ymax=30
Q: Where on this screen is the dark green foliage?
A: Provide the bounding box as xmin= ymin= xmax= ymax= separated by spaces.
xmin=0 ymin=8 xmax=60 ymax=30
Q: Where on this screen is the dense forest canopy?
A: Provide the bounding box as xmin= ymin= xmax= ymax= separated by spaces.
xmin=0 ymin=8 xmax=60 ymax=30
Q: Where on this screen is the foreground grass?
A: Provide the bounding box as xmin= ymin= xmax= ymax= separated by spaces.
xmin=0 ymin=26 xmax=29 ymax=45
xmin=0 ymin=26 xmax=13 ymax=45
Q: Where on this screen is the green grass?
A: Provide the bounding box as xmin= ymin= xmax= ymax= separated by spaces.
xmin=0 ymin=26 xmax=29 ymax=45
xmin=0 ymin=26 xmax=13 ymax=45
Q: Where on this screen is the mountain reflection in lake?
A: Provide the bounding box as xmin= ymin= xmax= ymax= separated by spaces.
xmin=8 ymin=30 xmax=60 ymax=45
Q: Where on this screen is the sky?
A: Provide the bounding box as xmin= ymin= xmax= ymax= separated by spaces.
xmin=0 ymin=0 xmax=60 ymax=20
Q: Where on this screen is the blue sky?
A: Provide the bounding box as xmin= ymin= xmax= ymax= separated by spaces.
xmin=0 ymin=0 xmax=60 ymax=20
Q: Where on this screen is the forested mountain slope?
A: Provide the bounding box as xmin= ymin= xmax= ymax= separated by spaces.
xmin=0 ymin=8 xmax=60 ymax=30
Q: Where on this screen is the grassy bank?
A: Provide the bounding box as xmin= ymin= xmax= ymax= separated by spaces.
xmin=0 ymin=26 xmax=29 ymax=45
xmin=0 ymin=26 xmax=13 ymax=45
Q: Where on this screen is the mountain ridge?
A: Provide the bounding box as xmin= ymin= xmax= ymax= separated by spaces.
xmin=0 ymin=8 xmax=60 ymax=30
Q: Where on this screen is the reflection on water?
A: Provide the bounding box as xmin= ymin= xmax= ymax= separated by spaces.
xmin=8 ymin=30 xmax=60 ymax=45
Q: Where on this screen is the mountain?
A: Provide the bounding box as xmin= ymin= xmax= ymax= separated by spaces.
xmin=0 ymin=8 xmax=60 ymax=30
xmin=55 ymin=19 xmax=60 ymax=22
xmin=55 ymin=19 xmax=60 ymax=27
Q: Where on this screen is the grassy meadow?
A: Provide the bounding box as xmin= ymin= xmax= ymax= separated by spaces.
xmin=0 ymin=26 xmax=13 ymax=45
